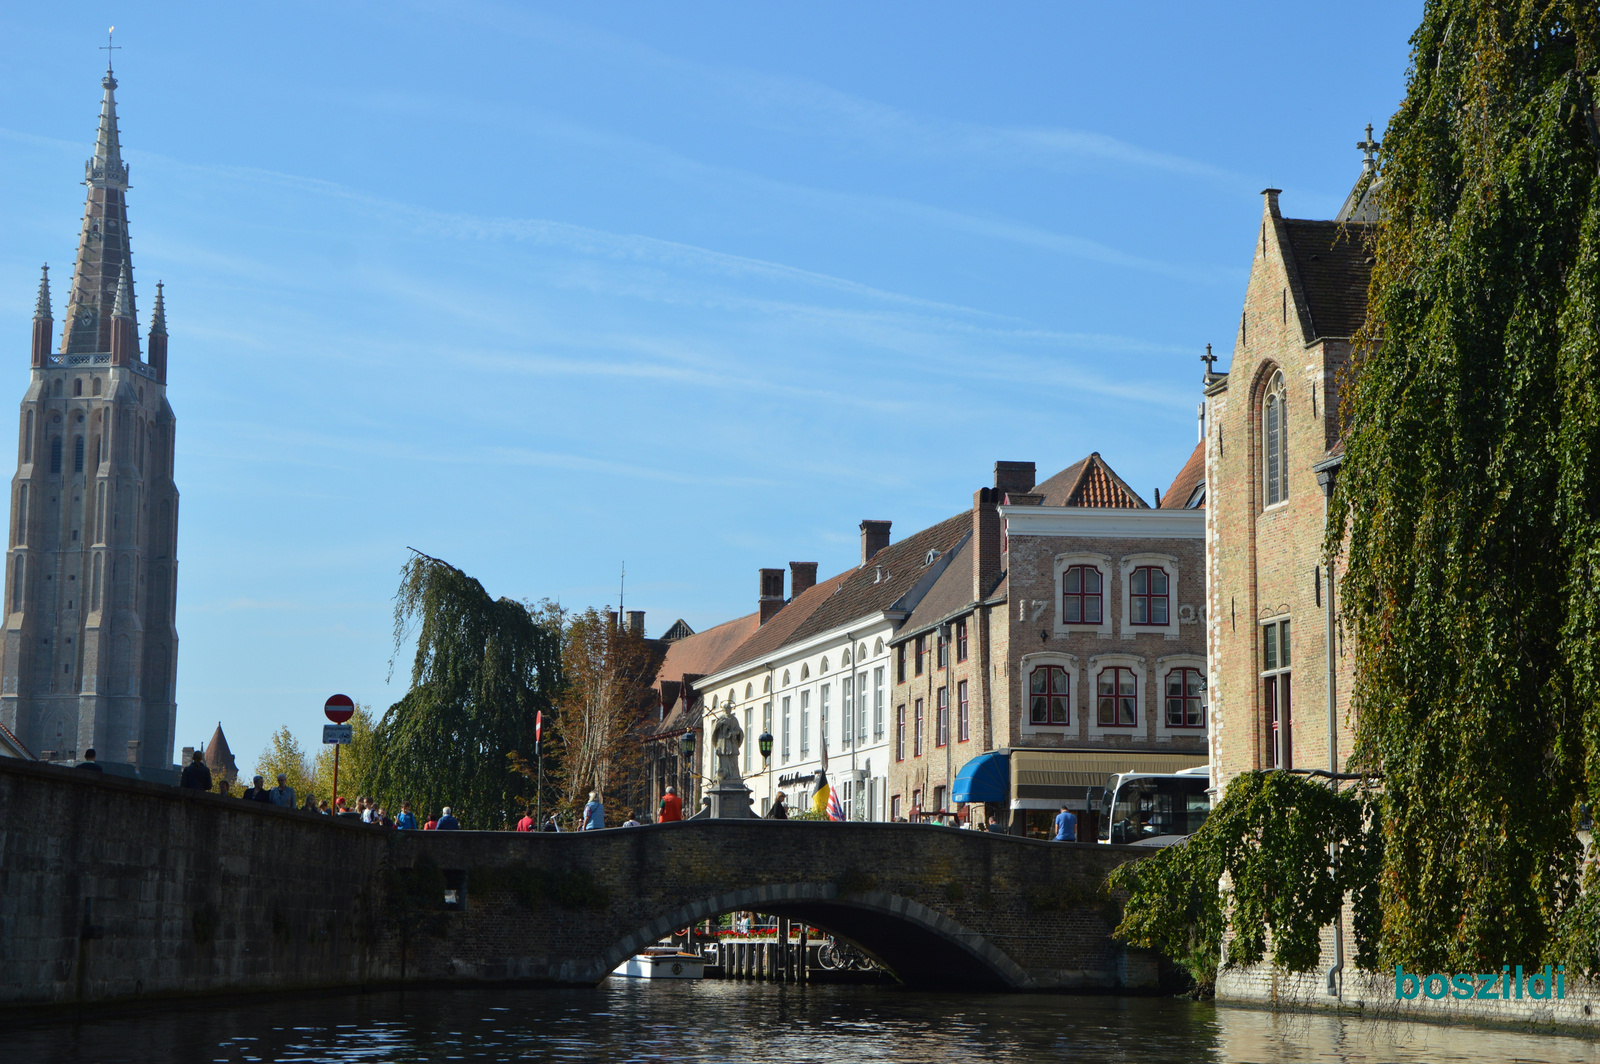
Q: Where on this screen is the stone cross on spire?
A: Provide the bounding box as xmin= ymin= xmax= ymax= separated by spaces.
xmin=1201 ymin=343 xmax=1220 ymax=383
xmin=1358 ymin=123 xmax=1381 ymax=174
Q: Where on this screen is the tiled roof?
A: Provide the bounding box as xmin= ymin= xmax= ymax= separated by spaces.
xmin=653 ymin=611 xmax=762 ymax=692
xmin=1034 ymin=453 xmax=1149 ymax=508
xmin=896 ymin=534 xmax=976 ymax=639
xmin=1283 ymin=220 xmax=1376 ymax=341
xmin=661 ymin=618 xmax=696 ymax=642
xmin=0 ymin=720 xmax=35 ymax=760
xmin=714 ymin=511 xmax=973 ymax=673
xmin=1160 ymin=441 xmax=1205 ymax=509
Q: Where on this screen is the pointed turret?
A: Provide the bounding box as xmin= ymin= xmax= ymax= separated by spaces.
xmin=30 ymin=265 xmax=51 ymax=368
xmin=60 ymin=64 xmax=135 ymax=355
xmin=110 ymin=260 xmax=137 ymax=365
xmin=147 ymin=280 xmax=167 ymax=383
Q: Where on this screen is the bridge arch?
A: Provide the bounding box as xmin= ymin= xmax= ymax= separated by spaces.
xmin=592 ymin=882 xmax=1034 ymax=990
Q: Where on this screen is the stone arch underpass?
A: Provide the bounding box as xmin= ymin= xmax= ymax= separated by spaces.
xmin=383 ymin=819 xmax=1159 ymax=991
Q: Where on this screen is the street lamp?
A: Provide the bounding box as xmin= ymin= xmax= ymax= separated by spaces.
xmin=680 ymin=728 xmax=696 ymax=760
xmin=758 ymin=731 xmax=774 ymax=762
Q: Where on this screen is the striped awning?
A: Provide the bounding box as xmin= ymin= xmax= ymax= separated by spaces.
xmin=1010 ymin=748 xmax=1207 ymax=808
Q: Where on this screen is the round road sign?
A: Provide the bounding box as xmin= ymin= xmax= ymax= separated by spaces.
xmin=324 ymin=693 xmax=355 ymax=724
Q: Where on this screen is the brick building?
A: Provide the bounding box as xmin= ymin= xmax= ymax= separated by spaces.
xmin=1 ymin=64 xmax=180 ymax=774
xmin=887 ymin=453 xmax=1208 ymax=836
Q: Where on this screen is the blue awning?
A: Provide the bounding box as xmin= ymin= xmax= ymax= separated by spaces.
xmin=951 ymin=752 xmax=1010 ymax=805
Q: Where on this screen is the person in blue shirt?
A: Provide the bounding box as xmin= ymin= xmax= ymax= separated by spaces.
xmin=395 ymin=800 xmax=418 ymax=830
xmin=1053 ymin=803 xmax=1078 ymax=842
xmin=582 ymin=791 xmax=605 ymax=830
xmin=436 ymin=806 xmax=461 ymax=830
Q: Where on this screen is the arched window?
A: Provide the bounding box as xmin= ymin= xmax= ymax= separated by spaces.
xmin=782 ymin=670 xmax=791 ymax=687
xmin=1263 ymin=370 xmax=1288 ymax=505
xmin=73 ymin=378 xmax=83 ymax=397
xmin=820 ymin=656 xmax=829 ymax=673
xmin=1129 ymin=567 xmax=1170 ymax=625
xmin=15 ymin=484 xmax=26 ymax=545
xmin=1030 ymin=665 xmax=1070 ymax=725
xmin=841 ymin=648 xmax=851 ymax=667
xmin=10 ymin=556 xmax=22 ymax=611
xmin=799 ymin=664 xmax=809 ymax=681
xmin=73 ymin=436 xmax=84 ymax=473
xmin=745 ymin=682 xmax=754 ymax=699
xmin=92 ymin=553 xmax=102 ymax=609
xmin=1061 ymin=565 xmax=1104 ymax=624
xmin=23 ymin=410 xmax=33 ymax=462
xmin=874 ymin=638 xmax=884 ymax=655
xmin=92 ymin=378 xmax=101 ymax=396
xmin=859 ymin=642 xmax=868 ymax=660
xmin=49 ymin=437 xmax=62 ymax=474
xmin=53 ymin=379 xmax=62 ymax=397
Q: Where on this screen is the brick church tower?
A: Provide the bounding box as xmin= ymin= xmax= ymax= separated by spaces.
xmin=0 ymin=62 xmax=180 ymax=769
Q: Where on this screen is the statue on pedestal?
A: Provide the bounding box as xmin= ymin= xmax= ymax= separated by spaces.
xmin=711 ymin=712 xmax=745 ymax=786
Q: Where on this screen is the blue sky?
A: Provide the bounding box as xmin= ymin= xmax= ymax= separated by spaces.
xmin=0 ymin=2 xmax=1422 ymax=770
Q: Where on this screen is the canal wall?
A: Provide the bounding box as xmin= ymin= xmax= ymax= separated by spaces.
xmin=1217 ymin=962 xmax=1600 ymax=1031
xmin=0 ymin=757 xmax=397 ymax=1012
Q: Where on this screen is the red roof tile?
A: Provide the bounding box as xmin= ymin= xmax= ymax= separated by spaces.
xmin=1160 ymin=441 xmax=1205 ymax=509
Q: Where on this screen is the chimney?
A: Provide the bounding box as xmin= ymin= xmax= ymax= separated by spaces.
xmin=607 ymin=611 xmax=620 ymax=631
xmin=181 ymin=746 xmax=195 ymax=767
xmin=625 ymin=610 xmax=645 ymax=636
xmin=126 ymin=739 xmax=141 ymax=765
xmin=759 ymin=568 xmax=786 ymax=624
xmin=973 ymin=487 xmax=1002 ymax=602
xmin=860 ymin=520 xmax=892 ymax=565
xmin=994 ymin=461 xmax=1036 ymax=497
xmin=789 ymin=561 xmax=818 ymax=597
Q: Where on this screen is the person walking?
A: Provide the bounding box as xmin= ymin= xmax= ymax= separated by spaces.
xmin=180 ymin=750 xmax=212 ymax=791
xmin=658 ymin=785 xmax=682 ymax=823
xmin=516 ymin=810 xmax=535 ymax=832
xmin=318 ymin=799 xmax=332 ymax=815
xmin=270 ymin=773 xmax=296 ymax=808
xmin=396 ymin=801 xmax=418 ymax=830
xmin=766 ymin=792 xmax=788 ymax=820
xmin=75 ymin=747 xmax=103 ymax=773
xmin=541 ymin=814 xmax=561 ymax=832
xmin=301 ymin=793 xmax=318 ymax=813
xmin=622 ymin=812 xmax=641 ymax=827
xmin=436 ymin=807 xmax=461 ymax=830
xmin=243 ymin=775 xmax=273 ymax=803
xmin=1053 ymin=803 xmax=1078 ymax=843
xmin=581 ymin=792 xmax=605 ymax=830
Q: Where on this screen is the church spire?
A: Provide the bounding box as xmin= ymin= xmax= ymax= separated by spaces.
xmin=147 ymin=280 xmax=168 ymax=383
xmin=61 ymin=54 xmax=135 ymax=356
xmin=31 ymin=265 xmax=51 ymax=368
xmin=110 ymin=260 xmax=138 ymax=365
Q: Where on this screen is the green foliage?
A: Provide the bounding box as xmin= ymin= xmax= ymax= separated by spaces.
xmin=313 ymin=704 xmax=379 ymax=806
xmin=547 ymin=606 xmax=657 ymax=816
xmin=1111 ymin=772 xmax=1381 ymax=994
xmin=370 ymin=553 xmax=563 ymax=829
xmin=254 ymin=726 xmax=313 ymax=802
xmin=1330 ymin=1 xmax=1600 ymax=971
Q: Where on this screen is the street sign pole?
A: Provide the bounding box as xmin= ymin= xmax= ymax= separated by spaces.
xmin=333 ymin=744 xmax=340 ymax=809
xmin=324 ymin=694 xmax=356 ymax=810
xmin=535 ymin=710 xmax=544 ymax=827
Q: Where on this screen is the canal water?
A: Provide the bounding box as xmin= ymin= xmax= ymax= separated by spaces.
xmin=9 ymin=980 xmax=1600 ymax=1064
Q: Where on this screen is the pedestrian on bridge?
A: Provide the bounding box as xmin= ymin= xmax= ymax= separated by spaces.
xmin=1053 ymin=803 xmax=1078 ymax=842
xmin=659 ymin=785 xmax=682 ymax=823
xmin=581 ymin=792 xmax=605 ymax=830
xmin=270 ymin=774 xmax=296 ymax=808
xmin=437 ymin=807 xmax=461 ymax=830
xmin=396 ymin=801 xmax=417 ymax=830
xmin=766 ymin=792 xmax=788 ymax=820
xmin=516 ymin=810 xmax=536 ymax=832
xmin=179 ymin=750 xmax=212 ymax=791
xmin=243 ymin=776 xmax=273 ymax=803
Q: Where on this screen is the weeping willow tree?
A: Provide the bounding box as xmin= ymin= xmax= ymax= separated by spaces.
xmin=369 ymin=553 xmax=563 ymax=828
xmin=1331 ymin=2 xmax=1600 ymax=971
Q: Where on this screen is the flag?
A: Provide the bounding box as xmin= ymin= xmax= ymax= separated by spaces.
xmin=812 ymin=740 xmax=832 ymax=816
xmin=827 ymin=788 xmax=845 ymax=822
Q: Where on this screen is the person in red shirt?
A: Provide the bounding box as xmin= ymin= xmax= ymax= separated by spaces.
xmin=423 ymin=812 xmax=438 ymax=830
xmin=516 ymin=811 xmax=535 ymax=831
xmin=658 ymin=785 xmax=682 ymax=823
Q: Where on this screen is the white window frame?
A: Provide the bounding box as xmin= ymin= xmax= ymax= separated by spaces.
xmin=1118 ymin=553 xmax=1181 ymax=640
xmin=1155 ymin=654 xmax=1207 ymax=738
xmin=1087 ymin=653 xmax=1147 ymax=738
xmin=1018 ymin=651 xmax=1080 ymax=738
xmin=1053 ymin=551 xmax=1113 ymax=638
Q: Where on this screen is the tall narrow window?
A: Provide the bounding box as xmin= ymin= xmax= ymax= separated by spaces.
xmin=50 ymin=437 xmax=61 ymax=474
xmin=936 ymin=629 xmax=948 ymax=668
xmin=762 ymin=701 xmax=772 ymax=752
xmin=1061 ymin=565 xmax=1104 ymax=624
xmin=800 ymin=690 xmax=810 ymax=758
xmin=15 ymin=484 xmax=26 ymax=545
xmin=936 ymin=687 xmax=949 ymax=747
xmin=896 ymin=644 xmax=906 ymax=683
xmin=1263 ymin=370 xmax=1288 ymax=505
xmin=1097 ymin=667 xmax=1138 ymax=726
xmin=73 ymin=378 xmax=82 ymax=397
xmin=895 ymin=705 xmax=906 ymax=761
xmin=23 ymin=410 xmax=33 ymax=462
xmin=956 ymin=620 xmax=968 ymax=662
xmin=781 ymin=696 xmax=792 ymax=763
xmin=73 ymin=436 xmax=84 ymax=473
xmin=10 ymin=556 xmax=22 ymax=611
xmin=841 ymin=677 xmax=854 ymax=749
xmin=1130 ymin=567 xmax=1170 ymax=625
xmin=1262 ymin=619 xmax=1292 ymax=767
xmin=1031 ymin=665 xmax=1070 ymax=724
xmin=743 ymin=708 xmax=752 ymax=772
xmin=914 ymin=635 xmax=925 ymax=676
xmin=914 ymin=698 xmax=925 ymax=756
xmin=92 ymin=553 xmax=102 ymax=609
xmin=1166 ymin=668 xmax=1205 ymax=727
xmin=957 ymin=680 xmax=970 ymax=742
xmin=861 ymin=670 xmax=872 ymax=744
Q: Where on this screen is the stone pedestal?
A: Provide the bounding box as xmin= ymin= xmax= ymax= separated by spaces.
xmin=707 ymin=781 xmax=755 ymax=818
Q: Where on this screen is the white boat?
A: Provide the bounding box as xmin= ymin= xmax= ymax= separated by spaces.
xmin=612 ymin=945 xmax=706 ymax=979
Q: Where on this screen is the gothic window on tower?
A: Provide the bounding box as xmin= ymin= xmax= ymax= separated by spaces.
xmin=24 ymin=410 xmax=33 ymax=462
xmin=10 ymin=556 xmax=22 ymax=612
xmin=92 ymin=378 xmax=101 ymax=396
xmin=1263 ymin=369 xmax=1289 ymax=506
xmin=73 ymin=436 xmax=84 ymax=473
xmin=50 ymin=437 xmax=62 ymax=474
xmin=15 ymin=484 xmax=26 ymax=545
xmin=73 ymin=378 xmax=82 ymax=397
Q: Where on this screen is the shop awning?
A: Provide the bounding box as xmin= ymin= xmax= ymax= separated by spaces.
xmin=1009 ymin=748 xmax=1207 ymax=809
xmin=951 ymin=752 xmax=1010 ymax=804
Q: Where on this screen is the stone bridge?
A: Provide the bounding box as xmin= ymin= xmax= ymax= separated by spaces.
xmin=0 ymin=759 xmax=1159 ymax=1012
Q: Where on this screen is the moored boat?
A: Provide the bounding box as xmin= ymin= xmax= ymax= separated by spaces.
xmin=612 ymin=945 xmax=706 ymax=979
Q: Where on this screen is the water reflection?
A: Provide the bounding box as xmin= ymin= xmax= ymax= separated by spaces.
xmin=7 ymin=979 xmax=1600 ymax=1063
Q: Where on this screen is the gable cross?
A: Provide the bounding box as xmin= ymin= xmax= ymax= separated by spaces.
xmin=1358 ymin=123 xmax=1381 ymax=172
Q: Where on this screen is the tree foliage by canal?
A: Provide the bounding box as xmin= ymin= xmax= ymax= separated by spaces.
xmin=1110 ymin=772 xmax=1382 ymax=995
xmin=368 ymin=552 xmax=564 ymax=828
xmin=1328 ymin=1 xmax=1600 ymax=971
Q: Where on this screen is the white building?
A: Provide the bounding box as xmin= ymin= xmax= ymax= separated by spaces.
xmin=693 ymin=516 xmax=970 ymax=819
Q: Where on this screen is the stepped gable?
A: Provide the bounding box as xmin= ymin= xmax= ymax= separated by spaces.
xmin=1033 ymin=453 xmax=1149 ymax=508
xmin=1160 ymin=441 xmax=1206 ymax=509
xmin=204 ymin=723 xmax=238 ymax=784
xmin=897 ymin=534 xmax=975 ymax=636
xmin=1281 ymin=220 xmax=1375 ymax=341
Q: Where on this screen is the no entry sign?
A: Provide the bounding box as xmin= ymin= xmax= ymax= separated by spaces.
xmin=324 ymin=693 xmax=355 ymax=724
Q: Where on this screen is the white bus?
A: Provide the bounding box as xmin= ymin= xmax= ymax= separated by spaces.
xmin=1097 ymin=765 xmax=1211 ymax=845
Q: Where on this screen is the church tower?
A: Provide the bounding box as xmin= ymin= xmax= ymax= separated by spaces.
xmin=1 ymin=60 xmax=180 ymax=770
